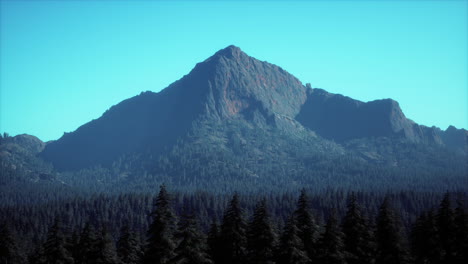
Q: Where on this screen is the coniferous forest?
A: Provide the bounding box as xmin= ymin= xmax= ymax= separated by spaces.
xmin=1 ymin=185 xmax=467 ymax=264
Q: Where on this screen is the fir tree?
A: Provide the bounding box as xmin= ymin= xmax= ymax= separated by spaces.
xmin=96 ymin=227 xmax=119 ymax=264
xmin=435 ymin=193 xmax=456 ymax=263
xmin=410 ymin=211 xmax=438 ymax=264
xmin=341 ymin=193 xmax=375 ymax=264
xmin=77 ymin=222 xmax=99 ymax=264
xmin=219 ymin=193 xmax=247 ymax=264
xmin=375 ymin=198 xmax=409 ymax=264
xmin=293 ymin=189 xmax=319 ymax=261
xmin=207 ymin=219 xmax=222 ymax=264
xmin=0 ymin=223 xmax=25 ymax=264
xmin=247 ymin=199 xmax=278 ymax=264
xmin=143 ymin=185 xmax=177 ymax=264
xmin=68 ymin=230 xmax=81 ymax=263
xmin=171 ymin=209 xmax=212 ymax=264
xmin=454 ymin=199 xmax=468 ymax=264
xmin=318 ymin=211 xmax=347 ymax=264
xmin=117 ymin=225 xmax=143 ymax=264
xmin=29 ymin=245 xmax=46 ymax=264
xmin=42 ymin=219 xmax=74 ymax=264
xmin=276 ymin=216 xmax=310 ymax=264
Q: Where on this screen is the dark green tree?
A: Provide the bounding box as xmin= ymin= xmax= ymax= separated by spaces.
xmin=29 ymin=246 xmax=46 ymax=264
xmin=117 ymin=225 xmax=143 ymax=264
xmin=318 ymin=211 xmax=347 ymax=264
xmin=0 ymin=223 xmax=25 ymax=264
xmin=77 ymin=222 xmax=99 ymax=264
xmin=207 ymin=219 xmax=222 ymax=264
xmin=410 ymin=211 xmax=438 ymax=264
xmin=95 ymin=227 xmax=119 ymax=264
xmin=435 ymin=193 xmax=456 ymax=263
xmin=341 ymin=193 xmax=375 ymax=264
xmin=276 ymin=216 xmax=310 ymax=264
xmin=454 ymin=199 xmax=468 ymax=264
xmin=67 ymin=230 xmax=81 ymax=262
xmin=375 ymin=198 xmax=409 ymax=264
xmin=293 ymin=189 xmax=319 ymax=261
xmin=42 ymin=219 xmax=74 ymax=264
xmin=143 ymin=185 xmax=177 ymax=264
xmin=219 ymin=193 xmax=247 ymax=264
xmin=170 ymin=209 xmax=212 ymax=264
xmin=247 ymin=199 xmax=278 ymax=264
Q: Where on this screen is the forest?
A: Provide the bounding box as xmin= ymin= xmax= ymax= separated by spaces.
xmin=1 ymin=185 xmax=467 ymax=264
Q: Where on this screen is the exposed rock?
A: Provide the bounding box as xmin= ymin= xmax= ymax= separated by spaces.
xmin=40 ymin=45 xmax=467 ymax=171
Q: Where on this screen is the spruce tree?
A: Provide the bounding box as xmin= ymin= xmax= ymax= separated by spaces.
xmin=375 ymin=198 xmax=409 ymax=264
xmin=410 ymin=211 xmax=438 ymax=264
xmin=276 ymin=216 xmax=310 ymax=264
xmin=143 ymin=184 xmax=177 ymax=264
xmin=454 ymin=199 xmax=468 ymax=264
xmin=95 ymin=227 xmax=119 ymax=264
xmin=207 ymin=219 xmax=222 ymax=264
xmin=68 ymin=230 xmax=81 ymax=262
xmin=219 ymin=193 xmax=247 ymax=264
xmin=0 ymin=223 xmax=25 ymax=264
xmin=171 ymin=209 xmax=212 ymax=264
xmin=77 ymin=222 xmax=99 ymax=264
xmin=42 ymin=219 xmax=74 ymax=264
xmin=247 ymin=199 xmax=278 ymax=264
xmin=117 ymin=225 xmax=143 ymax=264
xmin=29 ymin=245 xmax=46 ymax=264
xmin=435 ymin=193 xmax=456 ymax=263
xmin=293 ymin=189 xmax=319 ymax=261
xmin=318 ymin=211 xmax=347 ymax=264
xmin=341 ymin=193 xmax=375 ymax=264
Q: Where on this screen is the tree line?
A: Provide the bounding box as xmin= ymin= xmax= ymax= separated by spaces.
xmin=1 ymin=186 xmax=467 ymax=264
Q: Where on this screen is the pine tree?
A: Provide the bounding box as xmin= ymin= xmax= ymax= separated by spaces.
xmin=207 ymin=219 xmax=222 ymax=264
xmin=247 ymin=199 xmax=278 ymax=264
xmin=117 ymin=225 xmax=143 ymax=264
xmin=293 ymin=189 xmax=319 ymax=261
xmin=143 ymin=184 xmax=177 ymax=264
xmin=77 ymin=222 xmax=99 ymax=264
xmin=341 ymin=193 xmax=375 ymax=264
xmin=219 ymin=193 xmax=248 ymax=264
xmin=410 ymin=211 xmax=438 ymax=264
xmin=454 ymin=199 xmax=468 ymax=264
xmin=0 ymin=223 xmax=25 ymax=264
xmin=276 ymin=216 xmax=310 ymax=264
xmin=42 ymin=219 xmax=74 ymax=264
xmin=29 ymin=246 xmax=46 ymax=264
xmin=96 ymin=227 xmax=119 ymax=264
xmin=318 ymin=211 xmax=347 ymax=264
xmin=68 ymin=230 xmax=81 ymax=263
xmin=435 ymin=193 xmax=456 ymax=263
xmin=375 ymin=198 xmax=409 ymax=264
xmin=171 ymin=209 xmax=212 ymax=264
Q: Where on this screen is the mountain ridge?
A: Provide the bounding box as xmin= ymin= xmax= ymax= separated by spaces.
xmin=37 ymin=45 xmax=466 ymax=174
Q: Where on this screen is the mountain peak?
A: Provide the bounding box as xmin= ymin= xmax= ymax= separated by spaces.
xmin=215 ymin=45 xmax=243 ymax=58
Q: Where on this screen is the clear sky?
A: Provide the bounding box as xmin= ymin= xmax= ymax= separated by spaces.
xmin=1 ymin=0 xmax=467 ymax=141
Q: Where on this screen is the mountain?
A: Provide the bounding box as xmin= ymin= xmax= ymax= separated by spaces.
xmin=0 ymin=134 xmax=53 ymax=184
xmin=32 ymin=46 xmax=468 ymax=192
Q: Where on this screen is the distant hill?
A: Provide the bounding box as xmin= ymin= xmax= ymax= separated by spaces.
xmin=4 ymin=46 xmax=466 ymax=193
xmin=0 ymin=134 xmax=53 ymax=184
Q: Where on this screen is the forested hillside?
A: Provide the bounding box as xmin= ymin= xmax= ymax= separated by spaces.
xmin=1 ymin=186 xmax=467 ymax=263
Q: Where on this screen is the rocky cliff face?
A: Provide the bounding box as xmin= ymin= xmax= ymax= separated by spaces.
xmin=296 ymin=88 xmax=450 ymax=145
xmin=40 ymin=45 xmax=467 ymax=171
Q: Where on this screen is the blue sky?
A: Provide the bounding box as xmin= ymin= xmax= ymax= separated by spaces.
xmin=1 ymin=0 xmax=467 ymax=141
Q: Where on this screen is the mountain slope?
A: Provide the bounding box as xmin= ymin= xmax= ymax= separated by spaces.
xmin=0 ymin=134 xmax=53 ymax=184
xmin=38 ymin=46 xmax=467 ymax=192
